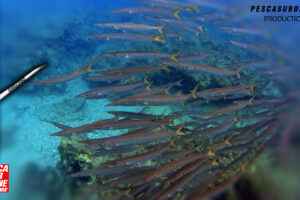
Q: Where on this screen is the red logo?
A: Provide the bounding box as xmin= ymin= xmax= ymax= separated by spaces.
xmin=0 ymin=164 xmax=9 ymax=193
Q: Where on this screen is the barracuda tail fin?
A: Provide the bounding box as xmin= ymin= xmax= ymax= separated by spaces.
xmin=173 ymin=8 xmax=182 ymax=20
xmin=249 ymin=96 xmax=255 ymax=105
xmin=249 ymin=83 xmax=256 ymax=96
xmin=179 ymin=33 xmax=183 ymax=41
xmin=171 ymin=52 xmax=179 ymax=62
xmin=190 ymin=83 xmax=200 ymax=99
xmin=236 ymin=65 xmax=245 ymax=79
xmin=155 ymin=33 xmax=166 ymax=43
xmin=175 ymin=123 xmax=185 ymax=135
xmin=198 ymin=23 xmax=207 ymax=33
xmin=85 ymin=62 xmax=95 ymax=73
xmin=224 ymin=136 xmax=233 ymax=145
xmin=146 ymin=81 xmax=153 ymax=90
xmin=162 ymin=64 xmax=170 ymax=72
xmin=175 ymin=79 xmax=183 ymax=87
xmin=143 ymin=74 xmax=150 ymax=85
xmin=158 ymin=23 xmax=166 ymax=34
xmin=194 ymin=31 xmax=200 ymax=38
xmin=185 ymin=6 xmax=200 ymax=13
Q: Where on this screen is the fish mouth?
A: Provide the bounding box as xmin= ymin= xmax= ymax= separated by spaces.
xmin=75 ymin=93 xmax=86 ymax=98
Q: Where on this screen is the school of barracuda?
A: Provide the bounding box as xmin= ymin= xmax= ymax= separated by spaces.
xmin=33 ymin=0 xmax=300 ymax=199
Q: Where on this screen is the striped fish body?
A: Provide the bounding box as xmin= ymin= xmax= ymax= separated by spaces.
xmin=88 ymin=33 xmax=156 ymax=42
xmin=108 ymin=94 xmax=191 ymax=106
xmin=97 ymin=66 xmax=164 ymax=76
xmin=96 ymin=23 xmax=161 ymax=32
xmin=85 ymin=74 xmax=133 ymax=81
xmin=76 ymin=81 xmax=144 ymax=99
xmin=103 ymin=143 xmax=170 ymax=166
xmin=112 ymin=7 xmax=171 ymax=15
xmin=165 ymin=62 xmax=236 ymax=76
xmin=95 ymin=119 xmax=161 ymax=130
xmin=87 ymin=131 xmax=174 ymax=147
xmin=107 ymin=51 xmax=173 ymax=60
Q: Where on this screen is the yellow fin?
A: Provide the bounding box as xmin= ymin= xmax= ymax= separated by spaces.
xmin=236 ymin=65 xmax=245 ymax=79
xmin=224 ymin=136 xmax=232 ymax=145
xmin=146 ymin=81 xmax=153 ymax=90
xmin=158 ymin=22 xmax=166 ymax=34
xmin=162 ymin=64 xmax=170 ymax=72
xmin=177 ymin=33 xmax=182 ymax=41
xmin=173 ymin=8 xmax=182 ymax=20
xmin=143 ymin=74 xmax=150 ymax=85
xmin=171 ymin=52 xmax=179 ymax=62
xmin=190 ymin=83 xmax=200 ymax=99
xmin=207 ymin=149 xmax=215 ymax=156
xmin=175 ymin=123 xmax=185 ymax=135
xmin=155 ymin=33 xmax=165 ymax=43
xmin=249 ymin=83 xmax=256 ymax=96
xmin=86 ymin=63 xmax=95 ymax=72
xmin=211 ymin=159 xmax=219 ymax=166
xmin=195 ymin=146 xmax=201 ymax=152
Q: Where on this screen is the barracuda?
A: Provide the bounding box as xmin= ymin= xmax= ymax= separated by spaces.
xmin=88 ymin=33 xmax=165 ymax=43
xmin=95 ymin=22 xmax=165 ymax=34
xmin=164 ymin=62 xmax=244 ymax=78
xmin=105 ymin=51 xmax=179 ymax=62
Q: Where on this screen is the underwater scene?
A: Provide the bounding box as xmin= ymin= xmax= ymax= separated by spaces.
xmin=1 ymin=0 xmax=300 ymax=199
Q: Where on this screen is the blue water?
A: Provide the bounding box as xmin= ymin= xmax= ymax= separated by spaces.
xmin=1 ymin=0 xmax=300 ymax=200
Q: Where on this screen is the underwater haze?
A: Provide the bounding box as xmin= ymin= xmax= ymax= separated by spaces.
xmin=1 ymin=0 xmax=300 ymax=200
